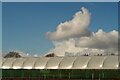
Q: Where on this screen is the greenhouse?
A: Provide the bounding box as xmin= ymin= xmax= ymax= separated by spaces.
xmin=1 ymin=56 xmax=120 ymax=80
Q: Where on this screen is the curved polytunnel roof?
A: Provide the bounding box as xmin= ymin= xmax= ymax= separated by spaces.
xmin=34 ymin=57 xmax=50 ymax=69
xmin=0 ymin=58 xmax=3 ymax=68
xmin=12 ymin=58 xmax=26 ymax=69
xmin=1 ymin=56 xmax=119 ymax=69
xmin=72 ymin=56 xmax=91 ymax=69
xmin=2 ymin=58 xmax=16 ymax=69
xmin=46 ymin=57 xmax=62 ymax=69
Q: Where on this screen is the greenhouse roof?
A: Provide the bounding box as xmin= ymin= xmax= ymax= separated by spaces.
xmin=1 ymin=56 xmax=119 ymax=69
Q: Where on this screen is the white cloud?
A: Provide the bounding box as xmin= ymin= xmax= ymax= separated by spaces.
xmin=46 ymin=7 xmax=91 ymax=41
xmin=52 ymin=29 xmax=118 ymax=56
xmin=76 ymin=29 xmax=118 ymax=49
xmin=53 ymin=39 xmax=85 ymax=56
xmin=46 ymin=7 xmax=118 ymax=56
xmin=76 ymin=29 xmax=118 ymax=54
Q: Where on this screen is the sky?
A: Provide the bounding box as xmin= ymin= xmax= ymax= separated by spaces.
xmin=1 ymin=0 xmax=120 ymax=2
xmin=2 ymin=2 xmax=118 ymax=55
xmin=0 ymin=2 xmax=2 ymax=52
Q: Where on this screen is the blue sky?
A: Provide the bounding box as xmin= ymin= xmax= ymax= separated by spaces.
xmin=0 ymin=2 xmax=1 ymax=52
xmin=2 ymin=0 xmax=120 ymax=2
xmin=2 ymin=2 xmax=118 ymax=55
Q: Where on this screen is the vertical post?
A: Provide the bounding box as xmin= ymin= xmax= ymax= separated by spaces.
xmin=44 ymin=74 xmax=46 ymax=79
xmin=53 ymin=74 xmax=55 ymax=79
xmin=92 ymin=73 xmax=94 ymax=80
xmin=69 ymin=72 xmax=70 ymax=79
xmin=102 ymin=73 xmax=104 ymax=79
xmin=60 ymin=70 xmax=61 ymax=78
xmin=99 ymin=74 xmax=100 ymax=80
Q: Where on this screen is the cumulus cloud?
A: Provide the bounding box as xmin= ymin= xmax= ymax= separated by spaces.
xmin=46 ymin=7 xmax=118 ymax=56
xmin=53 ymin=39 xmax=85 ymax=56
xmin=52 ymin=37 xmax=117 ymax=56
xmin=76 ymin=29 xmax=118 ymax=49
xmin=52 ymin=29 xmax=118 ymax=56
xmin=46 ymin=7 xmax=91 ymax=41
xmin=76 ymin=29 xmax=118 ymax=54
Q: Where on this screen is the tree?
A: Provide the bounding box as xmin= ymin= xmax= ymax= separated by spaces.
xmin=4 ymin=51 xmax=22 ymax=58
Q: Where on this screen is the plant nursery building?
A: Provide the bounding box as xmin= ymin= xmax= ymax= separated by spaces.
xmin=1 ymin=56 xmax=120 ymax=80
